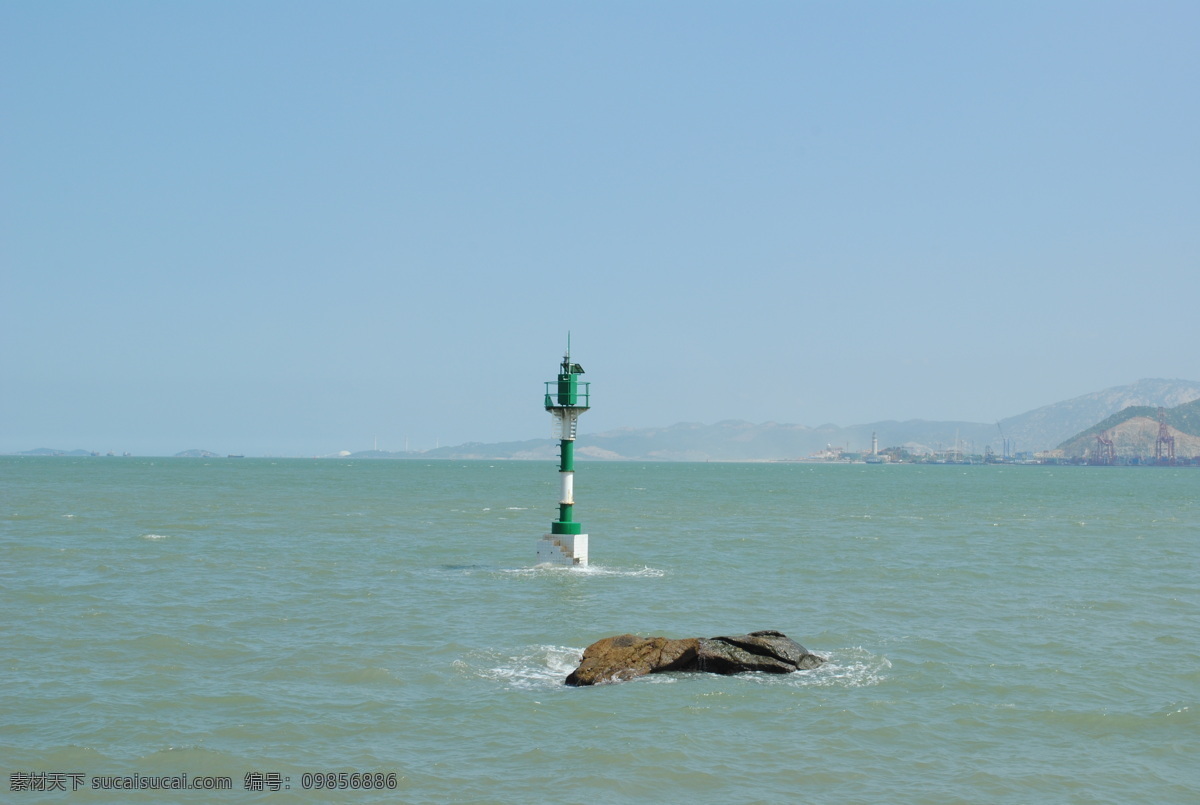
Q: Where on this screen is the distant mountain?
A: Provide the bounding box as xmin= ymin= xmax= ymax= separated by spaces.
xmin=998 ymin=378 xmax=1200 ymax=453
xmin=17 ymin=448 xmax=93 ymax=456
xmin=413 ymin=378 xmax=1200 ymax=461
xmin=1055 ymin=398 xmax=1200 ymax=459
xmin=578 ymin=419 xmax=998 ymax=461
xmin=20 ymin=379 xmax=1197 ymax=463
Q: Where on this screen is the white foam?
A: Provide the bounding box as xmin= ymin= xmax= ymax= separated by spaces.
xmin=469 ymin=645 xmax=583 ymax=689
xmin=571 ymin=564 xmax=666 ymax=577
xmin=467 ymin=644 xmax=887 ymax=691
xmin=499 ymin=564 xmax=665 ymax=578
xmin=770 ymin=647 xmax=891 ymax=688
xmin=141 ymin=533 xmax=170 ymax=540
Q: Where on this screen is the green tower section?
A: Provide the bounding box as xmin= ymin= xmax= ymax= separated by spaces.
xmin=544 ymin=350 xmax=589 ymax=536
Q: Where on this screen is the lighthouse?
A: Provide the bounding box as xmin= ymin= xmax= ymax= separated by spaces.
xmin=536 ymin=345 xmax=590 ymax=566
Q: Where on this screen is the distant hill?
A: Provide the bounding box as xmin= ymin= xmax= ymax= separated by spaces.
xmin=998 ymin=378 xmax=1200 ymax=454
xmin=1055 ymin=398 xmax=1200 ymax=459
xmin=19 ymin=378 xmax=1200 ymax=462
xmin=17 ymin=448 xmax=93 ymax=456
xmin=373 ymin=420 xmax=1000 ymax=462
xmin=409 ymin=379 xmax=1200 ymax=461
xmin=580 ymin=419 xmax=997 ymax=461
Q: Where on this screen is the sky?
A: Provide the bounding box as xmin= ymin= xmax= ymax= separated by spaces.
xmin=3 ymin=1 xmax=1198 ymax=456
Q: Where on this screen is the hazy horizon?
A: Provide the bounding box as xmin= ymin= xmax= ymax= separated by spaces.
xmin=4 ymin=2 xmax=1198 ymax=456
xmin=8 ymin=375 xmax=1198 ymax=458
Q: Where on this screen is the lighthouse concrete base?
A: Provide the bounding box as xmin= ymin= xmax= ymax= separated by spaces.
xmin=537 ymin=533 xmax=588 ymax=567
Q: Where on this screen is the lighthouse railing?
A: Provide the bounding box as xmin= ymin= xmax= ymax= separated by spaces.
xmin=544 ymin=381 xmax=590 ymax=409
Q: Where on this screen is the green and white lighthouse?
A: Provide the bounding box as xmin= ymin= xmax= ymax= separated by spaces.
xmin=536 ymin=344 xmax=590 ymax=566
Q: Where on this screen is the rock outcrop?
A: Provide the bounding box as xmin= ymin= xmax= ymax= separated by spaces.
xmin=565 ymin=630 xmax=824 ymax=686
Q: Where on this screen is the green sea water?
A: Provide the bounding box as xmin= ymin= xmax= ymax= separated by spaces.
xmin=2 ymin=457 xmax=1197 ymax=803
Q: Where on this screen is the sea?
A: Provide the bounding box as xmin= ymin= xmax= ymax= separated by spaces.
xmin=1 ymin=456 xmax=1196 ymax=803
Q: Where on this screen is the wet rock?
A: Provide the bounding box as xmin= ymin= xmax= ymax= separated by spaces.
xmin=565 ymin=630 xmax=824 ymax=686
xmin=565 ymin=634 xmax=699 ymax=686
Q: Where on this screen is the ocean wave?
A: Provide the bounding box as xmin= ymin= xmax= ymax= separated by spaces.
xmin=462 ymin=645 xmax=582 ymax=689
xmin=787 ymin=646 xmax=891 ymax=688
xmin=141 ymin=533 xmax=171 ymax=540
xmin=570 ymin=564 xmax=665 ymax=577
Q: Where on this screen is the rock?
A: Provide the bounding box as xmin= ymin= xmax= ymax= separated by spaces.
xmin=696 ymin=630 xmax=826 ymax=675
xmin=565 ymin=630 xmax=824 ymax=686
xmin=565 ymin=634 xmax=699 ymax=686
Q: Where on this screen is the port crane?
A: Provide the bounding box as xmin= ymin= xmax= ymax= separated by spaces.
xmin=1155 ymin=408 xmax=1176 ymax=464
xmin=995 ymin=422 xmax=1012 ymax=461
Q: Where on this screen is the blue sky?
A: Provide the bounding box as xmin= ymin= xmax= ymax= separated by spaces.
xmin=3 ymin=1 xmax=1198 ymax=455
